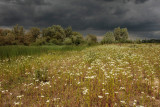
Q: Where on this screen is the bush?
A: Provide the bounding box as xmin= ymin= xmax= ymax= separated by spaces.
xmin=0 ymin=36 xmax=5 ymax=45
xmin=34 ymin=37 xmax=46 ymax=46
xmin=50 ymin=38 xmax=63 ymax=45
xmin=64 ymin=38 xmax=72 ymax=45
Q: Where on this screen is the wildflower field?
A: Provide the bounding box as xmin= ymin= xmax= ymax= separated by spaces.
xmin=0 ymin=44 xmax=160 ymax=106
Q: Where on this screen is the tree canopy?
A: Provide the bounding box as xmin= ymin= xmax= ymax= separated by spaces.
xmin=114 ymin=27 xmax=128 ymax=41
xmin=0 ymin=25 xmax=130 ymax=46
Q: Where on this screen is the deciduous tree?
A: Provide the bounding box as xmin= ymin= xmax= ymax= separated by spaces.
xmin=101 ymin=32 xmax=115 ymax=44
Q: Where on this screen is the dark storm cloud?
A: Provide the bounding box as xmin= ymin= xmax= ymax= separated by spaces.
xmin=1 ymin=0 xmax=47 ymax=5
xmin=135 ymin=0 xmax=149 ymax=4
xmin=0 ymin=0 xmax=160 ymax=39
xmin=99 ymin=0 xmax=149 ymax=4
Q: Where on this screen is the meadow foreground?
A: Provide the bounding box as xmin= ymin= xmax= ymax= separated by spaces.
xmin=0 ymin=44 xmax=160 ymax=106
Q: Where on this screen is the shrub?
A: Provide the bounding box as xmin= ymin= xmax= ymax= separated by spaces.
xmin=50 ymin=38 xmax=63 ymax=45
xmin=34 ymin=37 xmax=46 ymax=45
xmin=0 ymin=36 xmax=5 ymax=45
xmin=64 ymin=38 xmax=72 ymax=45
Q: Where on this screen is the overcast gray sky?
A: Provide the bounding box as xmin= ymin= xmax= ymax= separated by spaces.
xmin=0 ymin=0 xmax=160 ymax=39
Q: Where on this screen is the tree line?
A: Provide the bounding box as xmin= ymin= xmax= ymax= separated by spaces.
xmin=0 ymin=25 xmax=130 ymax=46
xmin=101 ymin=27 xmax=129 ymax=44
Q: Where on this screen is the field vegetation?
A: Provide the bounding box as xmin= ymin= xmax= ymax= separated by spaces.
xmin=0 ymin=44 xmax=160 ymax=106
xmin=0 ymin=45 xmax=87 ymax=59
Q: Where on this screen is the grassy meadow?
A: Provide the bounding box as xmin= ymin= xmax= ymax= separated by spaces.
xmin=0 ymin=44 xmax=160 ymax=106
xmin=0 ymin=45 xmax=86 ymax=59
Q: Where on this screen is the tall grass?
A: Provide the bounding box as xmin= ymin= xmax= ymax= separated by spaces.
xmin=0 ymin=45 xmax=87 ymax=59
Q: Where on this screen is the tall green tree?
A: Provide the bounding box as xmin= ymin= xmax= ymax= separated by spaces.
xmin=42 ymin=27 xmax=54 ymax=39
xmin=86 ymin=34 xmax=97 ymax=45
xmin=101 ymin=32 xmax=115 ymax=44
xmin=121 ymin=28 xmax=128 ymax=40
xmin=114 ymin=27 xmax=128 ymax=41
xmin=12 ymin=24 xmax=24 ymax=40
xmin=71 ymin=32 xmax=84 ymax=45
xmin=29 ymin=27 xmax=40 ymax=41
xmin=52 ymin=25 xmax=66 ymax=41
xmin=114 ymin=27 xmax=121 ymax=41
xmin=5 ymin=33 xmax=15 ymax=45
xmin=42 ymin=25 xmax=66 ymax=43
xmin=65 ymin=26 xmax=73 ymax=38
xmin=0 ymin=29 xmax=11 ymax=36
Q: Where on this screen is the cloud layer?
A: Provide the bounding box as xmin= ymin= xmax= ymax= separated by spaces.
xmin=0 ymin=0 xmax=160 ymax=39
